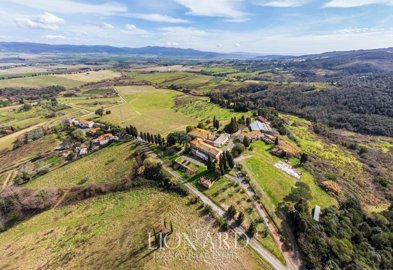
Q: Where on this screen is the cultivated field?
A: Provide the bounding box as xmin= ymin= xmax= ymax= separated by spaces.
xmin=55 ymin=69 xmax=121 ymax=83
xmin=100 ymin=85 xmax=198 ymax=134
xmin=0 ymin=187 xmax=271 ymax=270
xmin=0 ymin=70 xmax=120 ymax=89
xmin=26 ymin=141 xmax=135 ymax=189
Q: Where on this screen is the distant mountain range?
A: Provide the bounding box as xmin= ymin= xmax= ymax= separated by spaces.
xmin=1 ymin=42 xmax=393 ymax=63
xmin=0 ymin=42 xmax=222 ymax=58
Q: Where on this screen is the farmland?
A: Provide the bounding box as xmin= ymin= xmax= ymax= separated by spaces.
xmin=100 ymin=85 xmax=198 ymax=134
xmin=0 ymin=187 xmax=271 ymax=270
xmin=26 ymin=141 xmax=135 ymax=189
xmin=0 ymin=70 xmax=121 ymax=89
xmin=176 ymin=98 xmax=252 ymax=122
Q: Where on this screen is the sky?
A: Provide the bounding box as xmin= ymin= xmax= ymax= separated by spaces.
xmin=1 ymin=0 xmax=393 ymax=54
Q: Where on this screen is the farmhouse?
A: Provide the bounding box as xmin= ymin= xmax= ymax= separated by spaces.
xmin=78 ymin=143 xmax=88 ymax=156
xmin=72 ymin=119 xmax=95 ymax=129
xmin=250 ymin=120 xmax=271 ymax=133
xmin=213 ymin=133 xmax=230 ymax=147
xmin=190 ymin=138 xmax=222 ymax=162
xmin=188 ymin=128 xmax=214 ymax=141
xmin=93 ymin=133 xmax=119 ymax=146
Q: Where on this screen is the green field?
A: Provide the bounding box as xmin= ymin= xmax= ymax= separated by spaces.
xmin=58 ymin=96 xmax=122 ymax=111
xmin=0 ymin=187 xmax=271 ymax=270
xmin=242 ymin=141 xmax=336 ymax=221
xmin=201 ymin=66 xmax=238 ymax=74
xmin=0 ymin=76 xmax=83 ymax=89
xmin=100 ymin=85 xmax=198 ymax=134
xmin=177 ymin=99 xmax=252 ymax=122
xmin=0 ymin=70 xmax=120 ymax=89
xmin=26 ymin=142 xmax=135 ymax=189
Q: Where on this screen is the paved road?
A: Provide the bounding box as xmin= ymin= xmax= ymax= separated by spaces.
xmin=162 ymin=164 xmax=287 ymax=270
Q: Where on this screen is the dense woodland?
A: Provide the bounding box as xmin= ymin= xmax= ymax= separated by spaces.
xmin=210 ymin=73 xmax=393 ymax=136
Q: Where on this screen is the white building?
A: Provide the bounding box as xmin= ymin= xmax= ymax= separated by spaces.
xmin=213 ymin=133 xmax=230 ymax=147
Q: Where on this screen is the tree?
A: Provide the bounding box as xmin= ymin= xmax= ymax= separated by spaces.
xmin=300 ymin=153 xmax=308 ymax=164
xmin=95 ymin=108 xmax=104 ymax=116
xmin=237 ymin=212 xmax=245 ymax=225
xmin=247 ymin=221 xmax=257 ymax=238
xmin=207 ymin=155 xmax=213 ymax=172
xmin=246 ymin=117 xmax=252 ymax=126
xmin=221 ymin=152 xmax=228 ymax=170
xmin=224 ymin=117 xmax=239 ymax=134
xmin=105 ymin=110 xmax=111 ymax=115
xmin=231 ymin=143 xmax=245 ymax=158
xmin=243 ymin=136 xmax=250 ymax=147
xmin=226 ymin=151 xmax=235 ymax=169
xmin=219 ymin=160 xmax=225 ymax=176
xmin=274 ymin=137 xmax=279 ymax=145
xmin=167 ymin=132 xmax=191 ymax=146
xmin=227 ymin=205 xmax=237 ymax=218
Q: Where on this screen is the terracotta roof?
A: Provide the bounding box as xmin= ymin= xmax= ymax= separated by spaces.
xmin=242 ymin=130 xmax=263 ymax=139
xmin=96 ymin=133 xmax=114 ymax=141
xmin=190 ymin=138 xmax=222 ymax=157
xmin=79 ymin=119 xmax=94 ymax=125
xmin=188 ymin=128 xmax=213 ymax=140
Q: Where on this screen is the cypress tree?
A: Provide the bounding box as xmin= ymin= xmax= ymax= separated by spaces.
xmin=226 ymin=151 xmax=235 ymax=169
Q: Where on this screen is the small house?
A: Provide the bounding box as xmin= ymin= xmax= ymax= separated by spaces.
xmin=72 ymin=119 xmax=95 ymax=129
xmin=199 ymin=177 xmax=213 ymax=189
xmin=213 ymin=133 xmax=230 ymax=147
xmin=93 ymin=133 xmax=119 ymax=146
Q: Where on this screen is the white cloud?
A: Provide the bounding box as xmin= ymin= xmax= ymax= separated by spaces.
xmin=165 ymin=41 xmax=179 ymax=46
xmin=175 ymin=0 xmax=247 ymax=21
xmin=235 ymin=42 xmax=241 ymax=47
xmin=258 ymin=0 xmax=309 ymax=7
xmin=122 ymin=24 xmax=149 ymax=35
xmin=324 ymin=0 xmax=393 ymax=8
xmin=5 ymin=0 xmax=127 ymax=14
xmin=100 ymin=22 xmax=114 ymax=30
xmin=15 ymin=12 xmax=64 ymax=30
xmin=43 ymin=34 xmax=66 ymax=40
xmin=125 ymin=24 xmax=137 ymax=30
xmin=130 ymin=13 xmax=188 ymax=23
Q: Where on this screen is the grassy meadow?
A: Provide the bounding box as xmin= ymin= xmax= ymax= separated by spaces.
xmin=100 ymin=85 xmax=198 ymax=134
xmin=26 ymin=142 xmax=135 ymax=189
xmin=0 ymin=134 xmax=59 ymax=173
xmin=177 ymin=98 xmax=252 ymax=122
xmin=0 ymin=187 xmax=271 ymax=270
xmin=242 ymin=141 xmax=336 ymax=223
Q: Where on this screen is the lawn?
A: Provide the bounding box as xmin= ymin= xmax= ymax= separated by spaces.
xmin=100 ymin=85 xmax=198 ymax=134
xmin=26 ymin=141 xmax=136 ymax=189
xmin=242 ymin=141 xmax=336 ymax=221
xmin=177 ymin=99 xmax=252 ymax=122
xmin=201 ymin=66 xmax=238 ymax=74
xmin=0 ymin=187 xmax=271 ymax=270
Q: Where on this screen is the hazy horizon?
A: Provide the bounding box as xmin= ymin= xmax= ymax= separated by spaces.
xmin=1 ymin=0 xmax=393 ymax=54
